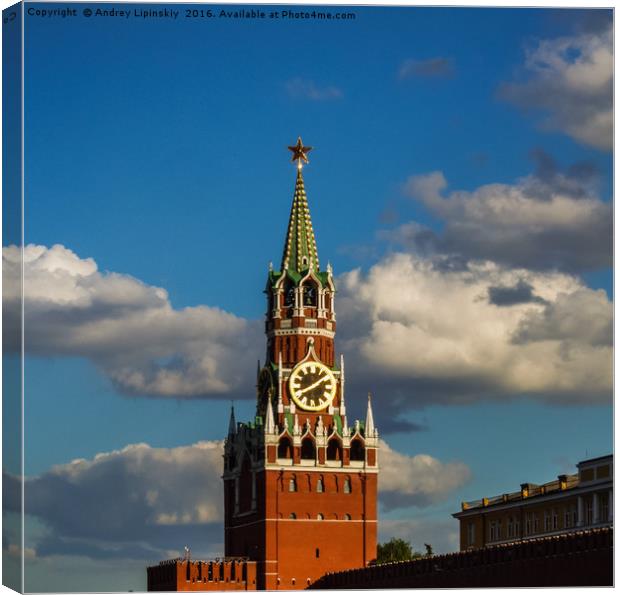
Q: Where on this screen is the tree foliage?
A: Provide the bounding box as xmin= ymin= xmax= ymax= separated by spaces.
xmin=374 ymin=538 xmax=434 ymax=564
xmin=376 ymin=538 xmax=415 ymax=563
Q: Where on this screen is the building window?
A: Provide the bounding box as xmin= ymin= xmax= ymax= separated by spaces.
xmin=327 ymin=438 xmax=343 ymax=461
xmin=289 ymin=477 xmax=297 ymax=492
xmin=344 ymin=478 xmax=351 ymax=494
xmin=564 ymin=507 xmax=572 ymax=528
xmin=507 ymin=517 xmax=514 ymax=538
xmin=552 ymin=509 xmax=558 ymax=530
xmin=585 ymin=497 xmax=593 ymax=525
xmin=278 ymin=436 xmax=293 ymax=459
xmin=467 ymin=522 xmax=475 ymax=546
xmin=317 ymin=513 xmax=324 ymax=520
xmin=301 ymin=437 xmax=316 ymax=460
xmin=525 ymin=513 xmax=532 ymax=536
xmin=315 ymin=548 xmax=320 ymax=558
xmin=344 ymin=514 xmax=351 ymax=521
xmin=533 ymin=514 xmax=539 ymax=533
xmin=600 ymin=493 xmax=609 ymax=522
xmin=489 ymin=520 xmax=501 ymax=542
xmin=350 ymin=439 xmax=365 ymax=461
xmin=544 ymin=511 xmax=551 ymax=532
xmin=316 ymin=478 xmax=324 ymax=493
xmin=289 ymin=512 xmax=297 ymax=519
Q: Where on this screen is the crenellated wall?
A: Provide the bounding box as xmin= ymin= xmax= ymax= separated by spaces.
xmin=309 ymin=528 xmax=613 ymax=589
xmin=147 ymin=559 xmax=257 ymax=592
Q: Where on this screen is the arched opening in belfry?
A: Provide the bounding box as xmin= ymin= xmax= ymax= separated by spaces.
xmin=284 ymin=279 xmax=295 ymax=312
xmin=302 ymin=280 xmax=318 ymax=306
xmin=301 ymin=436 xmax=316 ymax=460
xmin=326 ymin=437 xmax=343 ymax=461
xmin=350 ymin=438 xmax=365 ymax=462
xmin=278 ymin=435 xmax=293 ymax=459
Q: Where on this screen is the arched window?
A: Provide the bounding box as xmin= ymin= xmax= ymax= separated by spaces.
xmin=317 ymin=513 xmax=324 ymax=520
xmin=303 ymin=281 xmax=318 ymax=306
xmin=327 ymin=437 xmax=343 ymax=461
xmin=278 ymin=436 xmax=293 ymax=459
xmin=284 ymin=280 xmax=295 ymax=308
xmin=350 ymin=438 xmax=365 ymax=462
xmin=289 ymin=512 xmax=297 ymax=519
xmin=344 ymin=477 xmax=352 ymax=494
xmin=344 ymin=513 xmax=351 ymax=521
xmin=289 ymin=476 xmax=297 ymax=492
xmin=301 ymin=437 xmax=316 ymax=460
xmin=316 ymin=477 xmax=324 ymax=493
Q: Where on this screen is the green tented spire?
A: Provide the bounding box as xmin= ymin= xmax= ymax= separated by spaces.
xmin=280 ymin=167 xmax=320 ymax=273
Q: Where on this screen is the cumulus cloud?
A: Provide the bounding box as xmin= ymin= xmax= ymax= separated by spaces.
xmin=337 ymin=252 xmax=612 ymax=416
xmin=285 ymin=78 xmax=343 ymax=101
xmin=379 ymin=440 xmax=471 ymax=509
xmin=5 ymin=441 xmax=225 ymax=561
xmin=498 ymin=22 xmax=612 ymax=150
xmin=6 ymin=440 xmax=466 ymax=562
xmin=392 ymin=162 xmax=611 ymax=272
xmin=3 ymin=244 xmax=262 ymax=398
xmin=398 ymin=57 xmax=454 ymax=79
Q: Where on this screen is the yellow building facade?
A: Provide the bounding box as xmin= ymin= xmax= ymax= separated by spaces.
xmin=453 ymin=455 xmax=613 ymax=550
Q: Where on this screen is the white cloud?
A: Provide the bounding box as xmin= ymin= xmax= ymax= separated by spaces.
xmin=5 ymin=441 xmax=226 ymax=561
xmin=499 ymin=24 xmax=612 ymax=150
xmin=7 ymin=243 xmax=611 ymax=416
xmin=379 ymin=440 xmax=471 ymax=509
xmin=3 ymin=244 xmax=262 ymax=398
xmin=394 ymin=168 xmax=611 ymax=272
xmin=8 ymin=440 xmax=465 ymax=561
xmin=285 ymin=77 xmax=343 ymax=101
xmin=337 ymin=252 xmax=612 ymax=406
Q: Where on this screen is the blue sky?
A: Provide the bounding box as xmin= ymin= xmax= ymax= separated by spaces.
xmin=2 ymin=3 xmax=613 ymax=591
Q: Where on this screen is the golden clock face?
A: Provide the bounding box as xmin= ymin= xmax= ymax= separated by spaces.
xmin=289 ymin=361 xmax=337 ymax=411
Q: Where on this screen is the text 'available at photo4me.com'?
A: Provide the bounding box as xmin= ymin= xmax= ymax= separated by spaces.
xmin=24 ymin=5 xmax=358 ymax=21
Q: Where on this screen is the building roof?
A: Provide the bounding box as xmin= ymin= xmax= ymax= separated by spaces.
xmin=453 ymin=453 xmax=613 ymax=517
xmin=280 ymin=168 xmax=320 ymax=275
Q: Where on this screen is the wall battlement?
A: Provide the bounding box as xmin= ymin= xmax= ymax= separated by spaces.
xmin=147 ymin=559 xmax=257 ymax=591
xmin=309 ymin=527 xmax=613 ymax=589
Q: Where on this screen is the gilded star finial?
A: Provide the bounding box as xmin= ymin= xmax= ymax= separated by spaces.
xmin=288 ymin=137 xmax=313 ymax=169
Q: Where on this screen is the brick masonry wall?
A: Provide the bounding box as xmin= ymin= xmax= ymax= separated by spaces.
xmin=147 ymin=560 xmax=257 ymax=591
xmin=309 ymin=528 xmax=613 ymax=589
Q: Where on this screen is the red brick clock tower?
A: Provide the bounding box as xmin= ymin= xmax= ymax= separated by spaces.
xmin=223 ymin=139 xmax=379 ymax=590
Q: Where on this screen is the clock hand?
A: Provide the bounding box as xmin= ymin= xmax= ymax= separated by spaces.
xmin=298 ymin=376 xmax=330 ymax=395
